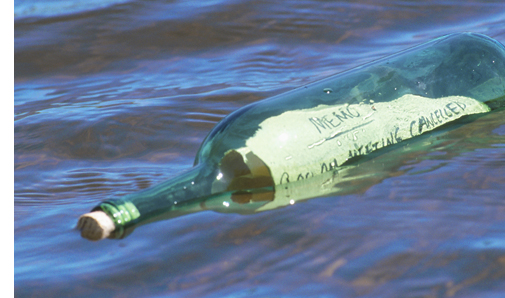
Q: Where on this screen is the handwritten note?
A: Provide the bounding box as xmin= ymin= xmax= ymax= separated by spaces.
xmin=236 ymin=94 xmax=490 ymax=185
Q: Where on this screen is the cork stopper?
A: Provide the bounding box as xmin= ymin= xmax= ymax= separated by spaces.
xmin=77 ymin=211 xmax=115 ymax=241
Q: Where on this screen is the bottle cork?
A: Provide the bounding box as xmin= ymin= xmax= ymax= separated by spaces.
xmin=77 ymin=211 xmax=115 ymax=241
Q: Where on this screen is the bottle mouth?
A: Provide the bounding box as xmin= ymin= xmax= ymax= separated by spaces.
xmin=92 ymin=199 xmax=141 ymax=239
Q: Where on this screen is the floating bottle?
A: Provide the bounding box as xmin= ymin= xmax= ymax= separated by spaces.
xmin=78 ymin=32 xmax=505 ymax=240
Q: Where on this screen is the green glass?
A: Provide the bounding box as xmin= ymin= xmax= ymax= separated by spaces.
xmin=88 ymin=33 xmax=505 ymax=239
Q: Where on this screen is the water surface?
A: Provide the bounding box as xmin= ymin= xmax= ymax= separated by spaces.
xmin=15 ymin=0 xmax=505 ymax=297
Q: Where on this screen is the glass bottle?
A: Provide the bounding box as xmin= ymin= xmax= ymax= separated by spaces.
xmin=78 ymin=32 xmax=505 ymax=240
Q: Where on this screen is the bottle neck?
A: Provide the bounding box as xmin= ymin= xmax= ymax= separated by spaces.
xmin=93 ymin=164 xmax=215 ymax=238
xmin=92 ymin=148 xmax=277 ymax=239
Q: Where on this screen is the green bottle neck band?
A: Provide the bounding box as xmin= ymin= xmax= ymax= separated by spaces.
xmin=93 ymin=199 xmax=140 ymax=239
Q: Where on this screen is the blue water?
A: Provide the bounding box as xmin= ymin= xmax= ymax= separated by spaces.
xmin=15 ymin=1 xmax=505 ymax=297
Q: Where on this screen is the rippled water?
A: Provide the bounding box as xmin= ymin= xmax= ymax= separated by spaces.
xmin=15 ymin=1 xmax=505 ymax=297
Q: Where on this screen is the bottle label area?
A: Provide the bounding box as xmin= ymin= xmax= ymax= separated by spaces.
xmin=236 ymin=94 xmax=490 ymax=186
